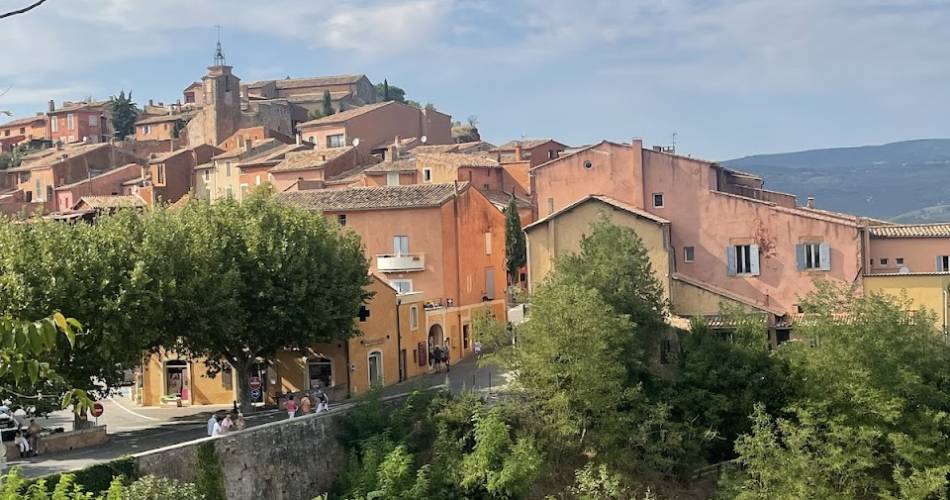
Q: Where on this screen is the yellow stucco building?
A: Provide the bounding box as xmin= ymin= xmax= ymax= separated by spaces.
xmin=864 ymin=273 xmax=950 ymax=333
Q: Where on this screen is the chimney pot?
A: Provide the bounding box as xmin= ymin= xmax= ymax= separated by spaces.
xmin=514 ymin=144 xmax=523 ymax=162
xmin=806 ymin=197 xmax=815 ymax=209
xmin=148 ymin=99 xmax=154 ymax=106
xmin=48 ymin=100 xmax=55 ymax=112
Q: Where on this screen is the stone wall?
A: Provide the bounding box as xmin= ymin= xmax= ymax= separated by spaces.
xmin=135 ymin=410 xmax=347 ymax=500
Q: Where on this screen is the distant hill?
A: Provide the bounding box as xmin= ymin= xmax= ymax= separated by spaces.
xmin=724 ymin=139 xmax=950 ymax=222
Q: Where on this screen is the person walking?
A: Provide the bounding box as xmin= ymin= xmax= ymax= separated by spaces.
xmin=300 ymin=394 xmax=312 ymax=415
xmin=25 ymin=419 xmax=42 ymax=456
xmin=285 ymin=394 xmax=297 ymax=419
xmin=211 ymin=415 xmax=225 ymax=437
xmin=14 ymin=431 xmax=31 ymax=458
xmin=232 ymin=411 xmax=246 ymax=431
xmin=207 ymin=413 xmax=217 ymax=437
xmin=220 ymin=413 xmax=233 ymax=433
xmin=316 ymin=391 xmax=329 ymax=413
xmin=445 ymin=348 xmax=451 ymax=373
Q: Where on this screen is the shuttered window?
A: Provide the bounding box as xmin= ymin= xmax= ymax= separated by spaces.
xmin=796 ymin=242 xmax=831 ymax=271
xmin=938 ymin=255 xmax=950 ymax=272
xmin=727 ymin=244 xmax=760 ymax=276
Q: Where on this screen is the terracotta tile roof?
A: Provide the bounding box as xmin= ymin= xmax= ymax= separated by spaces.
xmin=270 ymin=147 xmax=354 ymax=173
xmin=6 ymin=143 xmax=114 ymax=172
xmin=50 ymin=101 xmax=108 ymax=114
xmin=324 ymin=163 xmax=373 ymax=185
xmin=524 ymin=193 xmax=670 ymax=231
xmin=868 ymin=223 xmax=950 ymax=238
xmin=244 ymin=74 xmax=366 ymax=90
xmin=135 ymin=112 xmax=194 ymax=126
xmin=415 ymin=152 xmax=498 ymax=169
xmin=277 ymin=182 xmax=466 ymax=211
xmin=75 ymin=195 xmax=146 ymax=210
xmin=0 ymin=115 xmax=46 ymax=128
xmin=363 ymin=158 xmax=418 ymax=173
xmin=55 ymin=163 xmax=142 ymax=190
xmin=148 ymin=147 xmax=190 ymax=164
xmin=481 ymin=190 xmax=531 ymax=210
xmin=212 ymin=139 xmax=282 ymax=160
xmin=297 ymin=101 xmax=394 ymax=127
xmin=237 ymin=143 xmax=309 ymax=168
xmin=494 ymin=139 xmax=564 ymax=151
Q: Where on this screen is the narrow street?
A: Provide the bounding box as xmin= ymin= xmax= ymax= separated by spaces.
xmin=9 ymin=356 xmax=508 ymax=479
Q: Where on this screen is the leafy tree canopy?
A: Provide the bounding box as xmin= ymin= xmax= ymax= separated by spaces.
xmin=110 ymin=91 xmax=137 ymax=140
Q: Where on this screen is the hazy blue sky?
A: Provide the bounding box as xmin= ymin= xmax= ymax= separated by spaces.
xmin=1 ymin=0 xmax=947 ymax=160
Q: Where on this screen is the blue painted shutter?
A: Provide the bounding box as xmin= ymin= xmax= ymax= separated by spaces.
xmin=795 ymin=244 xmax=805 ymax=271
xmin=726 ymin=246 xmax=737 ymax=276
xmin=749 ymin=244 xmax=761 ymax=276
xmin=819 ymin=243 xmax=831 ymax=271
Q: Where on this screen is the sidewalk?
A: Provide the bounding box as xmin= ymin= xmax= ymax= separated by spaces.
xmin=379 ymin=355 xmax=510 ymax=398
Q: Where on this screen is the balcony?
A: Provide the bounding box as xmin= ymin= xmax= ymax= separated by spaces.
xmin=376 ymin=253 xmax=425 ymax=272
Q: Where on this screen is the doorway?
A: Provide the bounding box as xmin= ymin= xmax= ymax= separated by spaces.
xmin=163 ymin=360 xmax=189 ymax=402
xmin=307 ymin=356 xmax=333 ymax=389
xmin=368 ymin=351 xmax=383 ymax=387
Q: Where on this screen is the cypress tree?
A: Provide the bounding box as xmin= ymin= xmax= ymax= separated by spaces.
xmin=322 ymin=89 xmax=335 ymax=116
xmin=383 ymin=79 xmax=390 ymax=101
xmin=505 ymin=195 xmax=526 ymax=283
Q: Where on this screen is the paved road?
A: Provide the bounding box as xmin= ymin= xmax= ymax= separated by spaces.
xmin=9 ymin=356 xmax=507 ymax=479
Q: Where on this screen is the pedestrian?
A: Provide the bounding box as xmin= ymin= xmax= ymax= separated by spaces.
xmin=232 ymin=411 xmax=246 ymax=431
xmin=220 ymin=412 xmax=233 ymax=433
xmin=316 ymin=391 xmax=329 ymax=413
xmin=474 ymin=340 xmax=482 ymax=357
xmin=285 ymin=394 xmax=297 ymax=419
xmin=26 ymin=419 xmax=41 ymax=455
xmin=14 ymin=431 xmax=31 ymax=458
xmin=445 ymin=348 xmax=451 ymax=373
xmin=211 ymin=415 xmax=225 ymax=437
xmin=207 ymin=413 xmax=217 ymax=437
xmin=300 ymin=394 xmax=312 ymax=415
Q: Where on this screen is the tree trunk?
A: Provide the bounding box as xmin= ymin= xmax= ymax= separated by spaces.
xmin=232 ymin=357 xmax=253 ymax=414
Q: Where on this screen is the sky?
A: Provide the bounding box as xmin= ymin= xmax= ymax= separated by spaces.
xmin=0 ymin=0 xmax=948 ymax=160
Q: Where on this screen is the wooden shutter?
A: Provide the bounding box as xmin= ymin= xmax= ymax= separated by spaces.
xmin=417 ymin=342 xmax=427 ymax=366
xmin=795 ymin=244 xmax=805 ymax=271
xmin=726 ymin=246 xmax=737 ymax=276
xmin=819 ymin=243 xmax=831 ymax=271
xmin=749 ymin=244 xmax=761 ymax=276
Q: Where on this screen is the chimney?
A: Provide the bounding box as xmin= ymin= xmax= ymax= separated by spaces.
xmin=631 ymin=137 xmax=643 ymax=151
xmin=388 ymin=144 xmax=398 ymax=161
xmin=514 ymin=143 xmax=523 ymax=162
xmin=295 ymin=133 xmax=301 ymax=145
xmin=48 ymin=100 xmax=55 ymax=112
xmin=806 ymin=197 xmax=815 ymax=209
xmin=148 ymin=99 xmax=154 ymax=107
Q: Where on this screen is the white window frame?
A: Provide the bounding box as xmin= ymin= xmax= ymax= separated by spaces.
xmin=327 ymin=134 xmax=345 ymax=148
xmin=66 ymin=113 xmax=74 ymax=130
xmin=652 ymin=192 xmax=664 ymax=208
xmin=50 ymin=118 xmax=58 ymax=133
xmin=393 ymin=235 xmax=409 ymax=255
xmin=390 ymin=279 xmax=413 ymax=294
xmin=684 ymin=246 xmax=695 ymax=263
xmin=142 ymin=125 xmax=151 ymax=135
xmin=727 ymin=244 xmax=760 ymax=276
xmin=796 ymin=242 xmax=830 ymax=271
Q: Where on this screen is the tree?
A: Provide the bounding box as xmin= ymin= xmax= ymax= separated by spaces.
xmin=375 ymin=81 xmax=407 ymax=103
xmin=163 ymin=189 xmax=370 ymax=411
xmin=307 ymin=109 xmax=324 ymax=121
xmin=322 ymin=90 xmax=335 ymax=117
xmin=110 ymin=91 xmax=137 ymax=140
xmin=504 ymin=196 xmax=526 ymax=284
xmin=724 ymin=283 xmax=950 ymax=498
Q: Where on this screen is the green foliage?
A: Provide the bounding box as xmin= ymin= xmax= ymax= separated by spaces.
xmin=460 ymin=408 xmax=541 ymax=498
xmin=504 ymin=196 xmax=526 ymax=280
xmin=120 ymin=475 xmax=204 ymax=500
xmin=37 ymin=457 xmax=136 ymax=496
xmin=195 ymin=442 xmax=225 ymax=500
xmin=374 ymin=81 xmax=406 ymax=103
xmin=568 ymin=463 xmax=630 ymax=500
xmin=0 ymin=469 xmax=94 ymax=500
xmin=307 ymin=109 xmax=324 ymax=121
xmin=0 ymin=313 xmax=78 ymax=387
xmin=724 ymin=282 xmax=950 ymax=498
xmin=109 ymin=91 xmax=136 ymax=140
xmin=322 ymin=90 xmax=335 ymax=117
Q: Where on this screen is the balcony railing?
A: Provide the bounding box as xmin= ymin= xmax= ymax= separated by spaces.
xmin=376 ymin=253 xmax=425 ymax=272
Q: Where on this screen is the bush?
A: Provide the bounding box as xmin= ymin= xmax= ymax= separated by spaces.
xmin=194 ymin=442 xmax=225 ymax=500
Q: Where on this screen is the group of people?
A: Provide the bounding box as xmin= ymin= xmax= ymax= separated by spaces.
xmin=284 ymin=391 xmax=329 ymax=419
xmin=429 ymin=345 xmax=451 ymax=372
xmin=207 ymin=409 xmax=246 ymax=437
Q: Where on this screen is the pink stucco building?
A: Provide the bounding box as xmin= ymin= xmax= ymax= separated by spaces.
xmin=528 ymin=139 xmax=950 ymax=340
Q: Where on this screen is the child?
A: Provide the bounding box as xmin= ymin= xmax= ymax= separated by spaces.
xmin=285 ymin=395 xmax=297 ymax=419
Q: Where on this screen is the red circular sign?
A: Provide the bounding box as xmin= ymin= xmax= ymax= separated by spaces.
xmin=248 ymin=377 xmax=262 ymax=390
xmin=91 ymin=402 xmax=104 ymax=418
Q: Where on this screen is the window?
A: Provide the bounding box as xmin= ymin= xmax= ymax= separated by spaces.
xmin=18 ymin=127 xmax=25 ymax=134
xmin=880 ymin=258 xmax=889 ymax=266
xmin=66 ymin=114 xmax=74 ymax=130
xmin=386 ymin=171 xmax=400 ymax=186
xmin=255 ymin=175 xmax=261 ymax=186
xmin=142 ymin=125 xmax=151 ymax=135
xmin=3 ymin=130 xmax=8 ymax=137
xmin=547 ymin=198 xmax=554 ymax=215
xmin=307 ymin=357 xmax=333 ymax=389
xmin=463 ymin=324 xmax=470 ymax=349
xmin=938 ymin=255 xmax=950 ymax=272
xmin=422 ymin=168 xmax=432 ymax=183
xmin=50 ymin=118 xmax=58 ymax=132
xmin=156 ymin=165 xmax=165 ymax=185
xmin=88 ymin=115 xmax=97 ymax=127
xmin=221 ymin=366 xmax=233 ymax=390
xmin=409 ymin=306 xmax=419 ymax=330
xmin=484 ymin=232 xmax=492 ymax=255
xmin=368 ymin=351 xmax=383 ymax=386
xmin=727 ymin=244 xmax=760 ymax=276
xmin=393 ymin=235 xmax=409 ymax=255
xmin=896 ymin=258 xmax=904 ymax=266
xmin=240 ymin=184 xmax=249 ymax=197
xmin=548 ymin=150 xmax=557 ymax=160
xmin=583 ymin=160 xmax=592 ymax=170
xmin=684 ymin=246 xmax=695 ymax=263
xmin=796 ymin=242 xmax=830 ymax=271
xmin=484 ymin=267 xmax=496 ymax=300
xmin=327 ymin=134 xmax=345 ymax=148
xmin=652 ymin=193 xmax=664 ymax=208
xmin=309 ymin=136 xmax=315 ymax=144
xmin=225 ymin=161 xmax=232 ymax=176
xmin=203 ymin=170 xmax=210 ymax=182
xmin=337 ymin=214 xmax=347 ymax=226
xmin=390 ymin=279 xmax=412 ymax=294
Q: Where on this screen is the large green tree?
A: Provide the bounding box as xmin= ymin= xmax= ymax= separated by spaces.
xmin=163 ymin=189 xmax=370 ymax=411
xmin=504 ymin=196 xmax=525 ymax=284
xmin=375 ymin=80 xmax=407 ymax=103
xmin=110 ymin=90 xmax=137 ymax=140
xmin=723 ymin=283 xmax=950 ymax=498
xmin=322 ymin=89 xmax=335 ymax=117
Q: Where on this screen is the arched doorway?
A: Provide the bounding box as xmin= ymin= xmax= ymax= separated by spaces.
xmin=428 ymin=324 xmax=444 ymax=351
xmin=163 ymin=360 xmax=189 ymax=403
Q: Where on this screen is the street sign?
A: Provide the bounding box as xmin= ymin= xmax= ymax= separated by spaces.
xmin=249 ymin=388 xmax=261 ymax=400
xmin=91 ymin=402 xmax=104 ymax=418
xmin=248 ymin=376 xmax=262 ymax=390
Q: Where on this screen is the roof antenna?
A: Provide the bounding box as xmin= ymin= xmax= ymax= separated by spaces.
xmin=213 ymin=25 xmax=226 ymax=66
xmin=671 ymin=132 xmax=677 ymax=154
